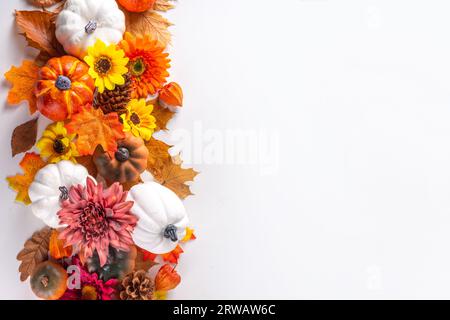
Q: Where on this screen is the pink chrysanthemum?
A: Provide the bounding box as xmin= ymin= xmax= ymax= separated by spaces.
xmin=58 ymin=178 xmax=137 ymax=266
xmin=60 ymin=256 xmax=119 ymax=300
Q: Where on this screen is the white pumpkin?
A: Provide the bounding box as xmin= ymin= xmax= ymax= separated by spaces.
xmin=28 ymin=161 xmax=91 ymax=228
xmin=128 ymin=182 xmax=189 ymax=254
xmin=55 ymin=0 xmax=126 ymax=58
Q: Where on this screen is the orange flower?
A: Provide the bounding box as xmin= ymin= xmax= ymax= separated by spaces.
xmin=119 ymin=32 xmax=170 ymax=98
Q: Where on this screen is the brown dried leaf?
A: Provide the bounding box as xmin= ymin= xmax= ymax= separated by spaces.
xmin=11 ymin=118 xmax=38 ymax=157
xmin=17 ymin=227 xmax=51 ymax=281
xmin=145 ymin=137 xmax=172 ymax=175
xmin=75 ymin=155 xmax=98 ymax=177
xmin=15 ymin=10 xmax=64 ymax=57
xmin=124 ymin=10 xmax=172 ymax=47
xmin=29 ymin=0 xmax=63 ymax=7
xmin=157 ymin=157 xmax=198 ymax=199
xmin=153 ymin=0 xmax=175 ymax=12
xmin=150 ymin=99 xmax=175 ymax=131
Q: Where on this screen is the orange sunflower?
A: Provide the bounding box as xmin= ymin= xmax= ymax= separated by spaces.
xmin=119 ymin=32 xmax=170 ymax=99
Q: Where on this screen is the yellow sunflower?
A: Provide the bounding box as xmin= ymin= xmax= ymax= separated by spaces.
xmin=84 ymin=39 xmax=129 ymax=93
xmin=120 ymin=99 xmax=156 ymax=141
xmin=37 ymin=122 xmax=78 ymax=163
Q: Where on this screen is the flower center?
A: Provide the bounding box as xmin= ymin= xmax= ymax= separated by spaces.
xmin=115 ymin=147 xmax=130 ymax=162
xmin=130 ymin=58 xmax=146 ymax=77
xmin=79 ymin=202 xmax=108 ymax=241
xmin=53 ymin=138 xmax=66 ymax=154
xmin=95 ymin=57 xmax=112 ymax=75
xmin=130 ymin=112 xmax=141 ymax=125
xmin=81 ymin=285 xmax=98 ymax=300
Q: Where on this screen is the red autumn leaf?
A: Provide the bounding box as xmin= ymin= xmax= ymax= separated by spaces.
xmin=161 ymin=245 xmax=183 ymax=264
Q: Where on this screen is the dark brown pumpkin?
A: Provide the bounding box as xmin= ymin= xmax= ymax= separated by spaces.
xmin=94 ymin=133 xmax=149 ymax=184
xmin=30 ymin=261 xmax=67 ymax=300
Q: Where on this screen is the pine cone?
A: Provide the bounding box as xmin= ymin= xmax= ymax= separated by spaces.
xmin=94 ymin=74 xmax=132 ymax=115
xmin=120 ymin=270 xmax=154 ymax=300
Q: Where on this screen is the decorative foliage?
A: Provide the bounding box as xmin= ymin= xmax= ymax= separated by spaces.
xmin=6 ymin=0 xmax=197 ymax=301
xmin=65 ymin=107 xmax=125 ymax=156
xmin=7 ymin=153 xmax=46 ymax=205
xmin=17 ymin=227 xmax=52 ymax=282
xmin=4 ymin=60 xmax=40 ymax=114
xmin=11 ymin=118 xmax=38 ymax=157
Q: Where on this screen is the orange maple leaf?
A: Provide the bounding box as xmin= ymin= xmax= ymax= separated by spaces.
xmin=181 ymin=227 xmax=196 ymax=243
xmin=65 ymin=107 xmax=125 ymax=156
xmin=7 ymin=153 xmax=46 ymax=205
xmin=142 ymin=250 xmax=158 ymax=262
xmin=161 ymin=245 xmax=184 ymax=264
xmin=4 ymin=60 xmax=40 ymax=114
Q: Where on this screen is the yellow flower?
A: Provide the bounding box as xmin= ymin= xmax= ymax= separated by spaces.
xmin=84 ymin=39 xmax=129 ymax=93
xmin=37 ymin=122 xmax=78 ymax=163
xmin=120 ymin=99 xmax=156 ymax=141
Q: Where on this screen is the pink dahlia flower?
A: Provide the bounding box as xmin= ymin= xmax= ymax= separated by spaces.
xmin=58 ymin=177 xmax=137 ymax=266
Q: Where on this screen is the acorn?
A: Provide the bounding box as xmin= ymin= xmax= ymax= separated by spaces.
xmin=158 ymin=82 xmax=183 ymax=112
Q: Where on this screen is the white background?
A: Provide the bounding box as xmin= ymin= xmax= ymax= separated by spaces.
xmin=2 ymin=0 xmax=450 ymax=299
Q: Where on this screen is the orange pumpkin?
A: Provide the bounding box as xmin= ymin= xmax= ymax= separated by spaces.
xmin=118 ymin=0 xmax=155 ymax=12
xmin=30 ymin=261 xmax=68 ymax=300
xmin=35 ymin=56 xmax=95 ymax=121
xmin=93 ymin=133 xmax=149 ymax=184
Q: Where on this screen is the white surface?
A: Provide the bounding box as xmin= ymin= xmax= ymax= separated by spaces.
xmin=2 ymin=0 xmax=450 ymax=299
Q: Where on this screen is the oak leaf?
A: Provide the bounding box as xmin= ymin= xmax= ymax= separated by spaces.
xmin=4 ymin=60 xmax=40 ymax=114
xmin=153 ymin=0 xmax=175 ymax=12
xmin=7 ymin=153 xmax=46 ymax=205
xmin=161 ymin=245 xmax=183 ymax=263
xmin=15 ymin=10 xmax=64 ymax=57
xmin=17 ymin=227 xmax=51 ymax=281
xmin=49 ymin=229 xmax=72 ymax=260
xmin=124 ymin=10 xmax=172 ymax=47
xmin=11 ymin=118 xmax=38 ymax=157
xmin=65 ymin=107 xmax=125 ymax=156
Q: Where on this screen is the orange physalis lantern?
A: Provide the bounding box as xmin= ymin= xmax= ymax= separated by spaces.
xmin=118 ymin=0 xmax=156 ymax=13
xmin=158 ymin=82 xmax=183 ymax=110
xmin=49 ymin=229 xmax=72 ymax=260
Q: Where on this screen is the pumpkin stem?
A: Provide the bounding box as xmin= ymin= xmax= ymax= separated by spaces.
xmin=163 ymin=225 xmax=178 ymax=242
xmin=55 ymin=75 xmax=72 ymax=91
xmin=59 ymin=186 xmax=69 ymax=201
xmin=85 ymin=20 xmax=97 ymax=34
xmin=115 ymin=147 xmax=130 ymax=162
xmin=40 ymin=275 xmax=49 ymax=288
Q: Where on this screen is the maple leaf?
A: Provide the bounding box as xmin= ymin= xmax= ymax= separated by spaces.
xmin=150 ymin=98 xmax=175 ymax=131
xmin=153 ymin=0 xmax=175 ymax=12
xmin=4 ymin=60 xmax=40 ymax=114
xmin=146 ymin=137 xmax=172 ymax=172
xmin=65 ymin=107 xmax=125 ymax=156
xmin=181 ymin=227 xmax=197 ymax=243
xmin=155 ymin=156 xmax=198 ymax=199
xmin=135 ymin=247 xmax=158 ymax=272
xmin=15 ymin=10 xmax=64 ymax=57
xmin=124 ymin=10 xmax=172 ymax=47
xmin=7 ymin=153 xmax=46 ymax=205
xmin=17 ymin=227 xmax=51 ymax=281
xmin=11 ymin=118 xmax=38 ymax=157
xmin=161 ymin=245 xmax=184 ymax=263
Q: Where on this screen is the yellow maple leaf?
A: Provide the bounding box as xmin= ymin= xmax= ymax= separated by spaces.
xmin=7 ymin=153 xmax=46 ymax=205
xmin=181 ymin=227 xmax=197 ymax=243
xmin=4 ymin=60 xmax=40 ymax=114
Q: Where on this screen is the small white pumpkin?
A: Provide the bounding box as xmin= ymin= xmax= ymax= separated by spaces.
xmin=128 ymin=182 xmax=189 ymax=254
xmin=55 ymin=0 xmax=126 ymax=58
xmin=29 ymin=161 xmax=91 ymax=228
